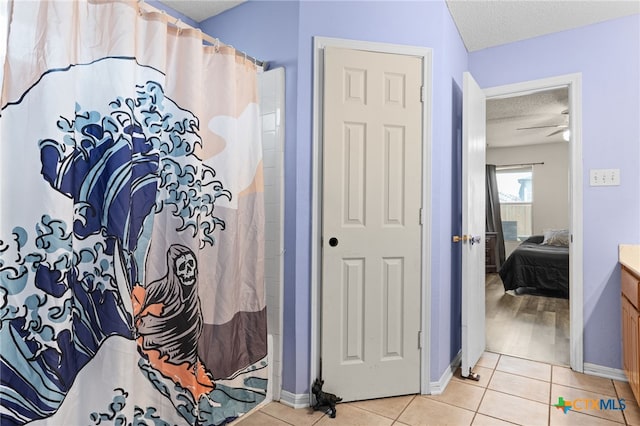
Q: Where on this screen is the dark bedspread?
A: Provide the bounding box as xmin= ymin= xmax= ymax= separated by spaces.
xmin=498 ymin=235 xmax=569 ymax=298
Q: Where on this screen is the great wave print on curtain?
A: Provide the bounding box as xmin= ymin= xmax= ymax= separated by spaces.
xmin=0 ymin=1 xmax=267 ymax=424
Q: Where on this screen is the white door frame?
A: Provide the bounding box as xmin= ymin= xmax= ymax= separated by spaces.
xmin=483 ymin=73 xmax=583 ymax=373
xmin=311 ymin=36 xmax=433 ymax=398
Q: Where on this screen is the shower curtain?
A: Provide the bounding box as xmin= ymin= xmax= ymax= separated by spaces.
xmin=0 ymin=1 xmax=266 ymax=424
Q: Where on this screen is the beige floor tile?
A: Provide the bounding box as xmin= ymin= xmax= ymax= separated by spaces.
xmin=314 ymin=403 xmax=393 ymax=426
xmin=244 ymin=362 xmax=640 ymax=426
xmin=478 ymin=389 xmax=549 ymax=426
xmin=398 ymin=396 xmax=475 ymax=426
xmin=427 ymin=380 xmax=486 ymax=411
xmin=621 ymin=395 xmax=640 ymax=426
xmin=471 ymin=413 xmax=517 ymax=426
xmin=349 ymin=395 xmax=415 ymax=420
xmin=613 ymin=380 xmax=637 ymax=403
xmin=488 ymin=370 xmax=551 ymax=404
xmin=552 ymin=366 xmax=616 ymax=397
xmin=451 ymin=365 xmax=495 ymax=389
xmin=496 ymin=355 xmax=551 ymax=382
xmin=549 ymin=405 xmax=625 ymax=425
xmin=551 ymin=384 xmax=625 ymax=424
xmin=260 ymin=402 xmax=325 ymax=425
xmin=476 ymin=351 xmax=500 ymax=369
xmin=232 ymin=410 xmax=291 ymax=425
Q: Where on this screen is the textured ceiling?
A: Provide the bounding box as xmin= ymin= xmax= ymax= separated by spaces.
xmin=157 ymin=0 xmax=245 ymax=23
xmin=487 ymin=88 xmax=569 ymax=148
xmin=446 ymin=0 xmax=639 ymax=52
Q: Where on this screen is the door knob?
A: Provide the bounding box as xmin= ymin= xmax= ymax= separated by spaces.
xmin=329 ymin=237 xmax=339 ymax=247
xmin=470 ymin=235 xmax=482 ymax=245
xmin=452 ymin=235 xmax=469 ymax=243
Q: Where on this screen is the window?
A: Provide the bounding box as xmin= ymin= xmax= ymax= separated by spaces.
xmin=496 ymin=167 xmax=532 ymax=241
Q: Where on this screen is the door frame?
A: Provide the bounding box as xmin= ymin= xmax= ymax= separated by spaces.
xmin=310 ymin=36 xmax=433 ymax=398
xmin=483 ymin=72 xmax=583 ymax=372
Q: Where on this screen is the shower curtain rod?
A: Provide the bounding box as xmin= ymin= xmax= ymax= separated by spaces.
xmin=495 ymin=162 xmax=544 ymax=168
xmin=138 ymin=1 xmax=269 ymax=70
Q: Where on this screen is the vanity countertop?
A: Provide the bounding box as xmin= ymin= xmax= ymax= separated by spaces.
xmin=620 ymin=244 xmax=640 ymax=277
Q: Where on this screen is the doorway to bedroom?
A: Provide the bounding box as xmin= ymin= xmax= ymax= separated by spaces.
xmin=484 ymin=86 xmax=571 ymax=367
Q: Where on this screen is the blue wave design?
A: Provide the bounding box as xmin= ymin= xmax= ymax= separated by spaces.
xmin=1 ymin=65 xmax=232 ymax=425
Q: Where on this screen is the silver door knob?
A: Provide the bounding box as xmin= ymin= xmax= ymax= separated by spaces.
xmin=470 ymin=235 xmax=482 ymax=245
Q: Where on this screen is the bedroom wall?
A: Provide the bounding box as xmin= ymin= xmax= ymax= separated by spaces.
xmin=471 ymin=14 xmax=640 ymax=371
xmin=201 ymin=0 xmax=469 ymax=396
xmin=487 ymin=142 xmax=570 ymax=236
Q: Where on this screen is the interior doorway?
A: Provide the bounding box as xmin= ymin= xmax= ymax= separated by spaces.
xmin=484 ymin=87 xmax=571 ymax=366
xmin=456 ymin=72 xmax=584 ymax=374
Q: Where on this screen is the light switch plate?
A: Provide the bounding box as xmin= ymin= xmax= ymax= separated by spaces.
xmin=590 ymin=169 xmax=620 ymax=186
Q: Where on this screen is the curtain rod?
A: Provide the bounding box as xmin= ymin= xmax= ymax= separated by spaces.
xmin=495 ymin=162 xmax=544 ymax=168
xmin=138 ymin=1 xmax=268 ymax=70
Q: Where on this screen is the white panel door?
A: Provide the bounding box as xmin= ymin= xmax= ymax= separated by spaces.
xmin=321 ymin=46 xmax=423 ymax=402
xmin=461 ymin=72 xmax=487 ymax=378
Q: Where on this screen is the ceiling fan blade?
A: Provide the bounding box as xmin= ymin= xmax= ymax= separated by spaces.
xmin=517 ymin=124 xmax=568 ymax=130
xmin=547 ymin=128 xmax=566 ymax=137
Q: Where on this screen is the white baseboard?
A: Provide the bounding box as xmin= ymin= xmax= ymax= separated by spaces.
xmin=583 ymin=363 xmax=627 ymax=382
xmin=279 ymin=390 xmax=311 ymax=409
xmin=278 ymin=359 xmax=624 ymax=405
xmin=429 ymin=351 xmax=462 ymax=395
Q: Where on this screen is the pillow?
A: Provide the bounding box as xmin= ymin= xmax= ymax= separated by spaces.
xmin=523 ymin=235 xmax=544 ymax=244
xmin=542 ymin=229 xmax=570 ymax=247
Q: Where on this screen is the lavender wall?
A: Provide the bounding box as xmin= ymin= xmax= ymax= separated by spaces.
xmin=140 ymin=0 xmax=640 ymax=396
xmin=203 ymin=0 xmax=469 ymax=395
xmin=470 ymin=14 xmax=640 ymax=369
xmin=297 ymin=0 xmax=471 ymax=393
xmin=295 ymin=0 xmax=469 ymax=390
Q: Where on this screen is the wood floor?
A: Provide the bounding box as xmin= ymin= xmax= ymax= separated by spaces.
xmin=485 ymin=273 xmax=570 ymax=366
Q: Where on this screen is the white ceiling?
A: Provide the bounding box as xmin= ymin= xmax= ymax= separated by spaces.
xmin=157 ymin=0 xmax=245 ymax=23
xmin=446 ymin=0 xmax=639 ymax=52
xmin=157 ymin=0 xmax=639 ymax=148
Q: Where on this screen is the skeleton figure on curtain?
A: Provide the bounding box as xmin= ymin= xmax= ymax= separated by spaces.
xmin=133 ymin=244 xmax=216 ymax=399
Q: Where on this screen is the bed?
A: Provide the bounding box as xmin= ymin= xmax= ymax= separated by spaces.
xmin=498 ymin=231 xmax=569 ymax=298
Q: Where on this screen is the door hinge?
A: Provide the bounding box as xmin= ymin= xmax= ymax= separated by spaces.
xmin=419 ymin=208 xmax=424 ymax=225
xmin=418 ymin=330 xmax=422 ymax=349
xmin=420 ymin=86 xmax=425 ymax=103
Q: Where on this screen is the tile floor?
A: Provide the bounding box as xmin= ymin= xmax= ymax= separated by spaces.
xmin=232 ymin=352 xmax=640 ymax=425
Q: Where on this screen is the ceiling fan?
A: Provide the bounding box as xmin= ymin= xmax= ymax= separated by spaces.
xmin=516 ymin=109 xmax=569 ymax=138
